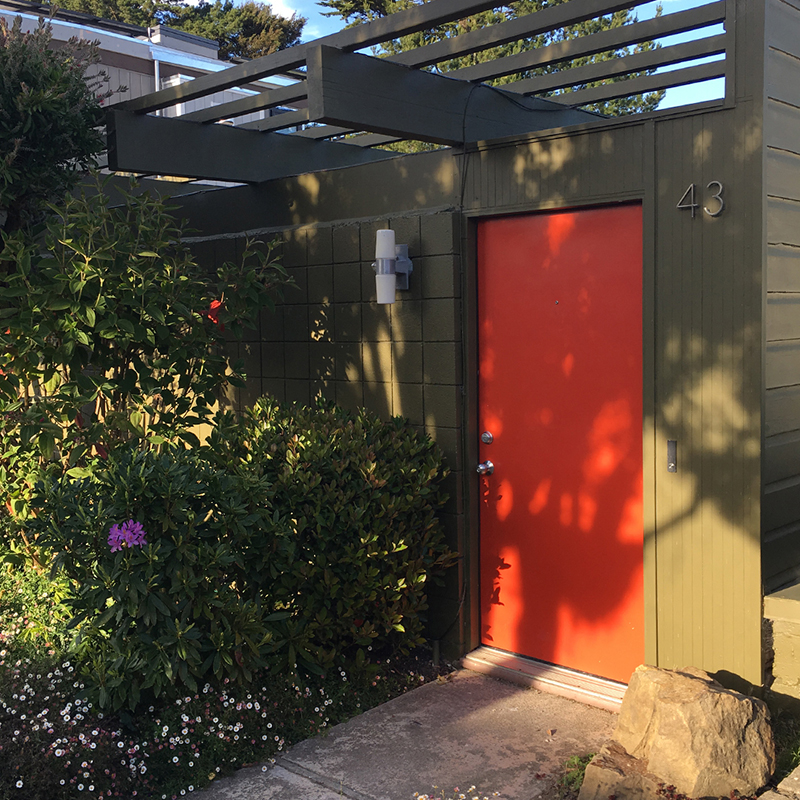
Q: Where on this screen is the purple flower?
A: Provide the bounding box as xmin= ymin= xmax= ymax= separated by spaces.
xmin=108 ymin=520 xmax=148 ymax=552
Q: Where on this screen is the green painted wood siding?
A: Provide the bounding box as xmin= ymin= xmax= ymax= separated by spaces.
xmin=763 ymin=0 xmax=800 ymax=592
xmin=653 ymin=109 xmax=763 ymax=684
xmin=172 ymin=0 xmax=769 ymax=682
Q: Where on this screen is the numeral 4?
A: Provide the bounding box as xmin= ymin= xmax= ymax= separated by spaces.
xmin=677 ymin=183 xmax=699 ymax=218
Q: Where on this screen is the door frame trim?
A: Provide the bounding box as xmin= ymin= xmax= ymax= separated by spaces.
xmin=462 ymin=179 xmax=658 ymax=667
xmin=463 ymin=646 xmax=626 ymax=712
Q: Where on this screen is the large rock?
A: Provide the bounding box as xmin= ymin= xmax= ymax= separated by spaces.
xmin=579 ymin=740 xmax=663 ymax=800
xmin=579 ymin=665 xmax=776 ymax=800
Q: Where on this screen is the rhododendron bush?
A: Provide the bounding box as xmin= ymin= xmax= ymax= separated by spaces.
xmin=26 ymin=403 xmax=453 ymax=712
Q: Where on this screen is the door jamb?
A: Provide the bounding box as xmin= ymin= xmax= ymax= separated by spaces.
xmin=462 ymin=182 xmax=659 ymax=666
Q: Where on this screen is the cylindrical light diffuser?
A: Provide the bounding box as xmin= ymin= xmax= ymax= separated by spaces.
xmin=374 ymin=229 xmax=397 ymax=304
xmin=375 ymin=273 xmax=397 ymax=304
xmin=375 ymin=229 xmax=396 ymax=259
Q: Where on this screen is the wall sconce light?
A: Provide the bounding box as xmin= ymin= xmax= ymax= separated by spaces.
xmin=373 ymin=229 xmax=413 ymax=304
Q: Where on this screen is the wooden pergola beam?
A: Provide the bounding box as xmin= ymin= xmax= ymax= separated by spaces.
xmin=306 ymin=46 xmax=597 ymax=146
xmin=114 ymin=0 xmax=506 ymax=114
xmin=105 ymin=110 xmax=397 ymax=183
xmin=143 ymin=0 xmax=729 ymax=139
xmin=136 ymin=0 xmax=655 ymax=126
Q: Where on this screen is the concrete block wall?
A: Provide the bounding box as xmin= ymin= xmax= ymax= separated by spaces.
xmin=764 ymin=586 xmax=800 ymax=704
xmin=194 ymin=210 xmax=468 ymax=654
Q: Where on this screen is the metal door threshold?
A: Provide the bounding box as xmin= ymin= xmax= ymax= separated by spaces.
xmin=462 ymin=646 xmax=626 ymax=713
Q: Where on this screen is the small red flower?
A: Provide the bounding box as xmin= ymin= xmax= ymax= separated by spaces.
xmin=204 ymin=300 xmax=225 ymax=331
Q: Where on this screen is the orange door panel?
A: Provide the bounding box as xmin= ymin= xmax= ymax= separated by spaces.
xmin=477 ymin=205 xmax=644 ymax=684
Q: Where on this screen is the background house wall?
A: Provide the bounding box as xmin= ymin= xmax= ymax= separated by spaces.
xmin=0 ymin=3 xmax=289 ymax=128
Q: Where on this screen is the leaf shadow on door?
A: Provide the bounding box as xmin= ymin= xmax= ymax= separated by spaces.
xmin=478 ymin=205 xmax=644 ymax=684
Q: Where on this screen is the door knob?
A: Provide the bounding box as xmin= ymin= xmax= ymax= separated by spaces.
xmin=476 ymin=460 xmax=494 ymax=476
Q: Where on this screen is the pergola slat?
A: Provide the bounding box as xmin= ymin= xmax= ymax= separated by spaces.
xmin=387 ymin=0 xmax=652 ymax=69
xmin=141 ymin=0 xmax=655 ymax=126
xmin=105 ymin=109 xmax=396 ymax=182
xmin=343 ymin=133 xmax=403 ymax=147
xmin=554 ymin=60 xmax=726 ymax=107
xmin=509 ymin=34 xmax=727 ymax=97
xmin=104 ymin=0 xmax=733 ymax=174
xmin=306 ymin=45 xmax=597 ymax=146
xmin=239 ymin=110 xmax=309 ymax=132
xmin=294 ymin=124 xmax=354 ymax=140
xmin=250 ymin=7 xmax=729 ymax=145
xmin=114 ymin=0 xmax=506 ymax=114
xmin=450 ymin=1 xmax=727 ymax=83
xmin=182 ymin=84 xmax=307 ymax=124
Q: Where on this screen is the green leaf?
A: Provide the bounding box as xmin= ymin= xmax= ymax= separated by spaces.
xmin=39 ymin=431 xmax=55 ymax=459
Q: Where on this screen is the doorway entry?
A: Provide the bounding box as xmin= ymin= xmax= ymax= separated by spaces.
xmin=476 ymin=204 xmax=644 ymax=684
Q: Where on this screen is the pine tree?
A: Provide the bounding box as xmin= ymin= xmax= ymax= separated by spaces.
xmin=55 ymin=0 xmax=305 ymax=61
xmin=318 ymin=0 xmax=664 ymax=117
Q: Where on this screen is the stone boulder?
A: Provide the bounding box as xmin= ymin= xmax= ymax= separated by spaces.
xmin=579 ymin=665 xmax=776 ymax=800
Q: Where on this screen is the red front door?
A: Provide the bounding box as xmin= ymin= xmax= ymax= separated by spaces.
xmin=477 ymin=205 xmax=644 ymax=684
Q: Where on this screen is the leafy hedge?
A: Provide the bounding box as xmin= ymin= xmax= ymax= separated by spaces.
xmin=27 ymin=399 xmax=455 ymax=711
xmin=206 ymin=398 xmax=457 ymax=669
xmin=28 ymin=447 xmax=277 ymax=710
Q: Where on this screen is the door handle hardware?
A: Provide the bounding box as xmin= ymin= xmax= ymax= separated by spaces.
xmin=476 ymin=460 xmax=494 ymax=476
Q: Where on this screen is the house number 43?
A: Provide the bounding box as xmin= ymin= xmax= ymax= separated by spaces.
xmin=677 ymin=181 xmax=725 ymax=218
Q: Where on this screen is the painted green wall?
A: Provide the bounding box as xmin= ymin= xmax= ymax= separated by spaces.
xmin=174 ymin=0 xmax=771 ymax=685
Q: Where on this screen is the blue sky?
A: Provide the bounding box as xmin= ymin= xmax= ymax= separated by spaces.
xmin=273 ymin=0 xmax=725 ymax=108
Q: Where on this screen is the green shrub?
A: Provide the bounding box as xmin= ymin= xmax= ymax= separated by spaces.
xmin=27 ymin=445 xmax=282 ymax=710
xmin=205 ymin=397 xmax=457 ymax=671
xmin=0 ymin=16 xmax=110 ymax=232
xmin=0 ymin=539 xmax=71 ymax=659
xmin=24 ymin=400 xmax=455 ymax=711
xmin=0 ymin=177 xmax=289 ymax=539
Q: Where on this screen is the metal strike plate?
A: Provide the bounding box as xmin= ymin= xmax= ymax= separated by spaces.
xmin=667 ymin=440 xmax=677 ymax=473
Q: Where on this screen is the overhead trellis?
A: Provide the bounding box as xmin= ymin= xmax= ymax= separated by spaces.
xmin=107 ymin=0 xmax=732 ymax=182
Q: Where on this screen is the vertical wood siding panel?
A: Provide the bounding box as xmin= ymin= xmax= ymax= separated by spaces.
xmin=654 ymin=106 xmax=762 ymax=683
xmin=655 ymin=119 xmax=676 ymax=670
xmin=469 ymin=128 xmax=645 ymax=217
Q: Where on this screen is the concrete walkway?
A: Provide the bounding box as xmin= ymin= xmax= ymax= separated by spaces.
xmin=197 ymin=669 xmax=616 ymax=800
